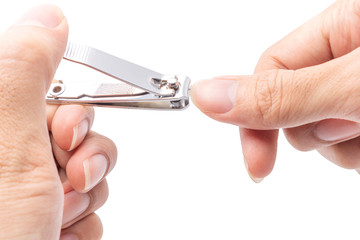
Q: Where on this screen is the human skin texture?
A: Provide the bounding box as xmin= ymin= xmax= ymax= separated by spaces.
xmin=0 ymin=5 xmax=117 ymax=240
xmin=192 ymin=0 xmax=360 ymax=182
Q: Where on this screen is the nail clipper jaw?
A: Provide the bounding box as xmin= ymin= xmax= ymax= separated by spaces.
xmin=151 ymin=75 xmax=181 ymax=97
xmin=46 ymin=74 xmax=191 ymax=110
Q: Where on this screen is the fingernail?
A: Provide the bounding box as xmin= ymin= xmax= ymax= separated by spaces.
xmin=83 ymin=154 xmax=108 ymax=192
xmin=191 ymin=79 xmax=237 ymax=114
xmin=315 ymin=119 xmax=360 ymax=142
xmin=14 ymin=4 xmax=64 ymax=28
xmin=69 ymin=120 xmax=89 ymax=151
xmin=62 ymin=191 xmax=90 ymax=225
xmin=212 ymin=75 xmax=240 ymax=80
xmin=60 ymin=233 xmax=79 ymax=240
xmin=244 ymin=160 xmax=263 ymax=184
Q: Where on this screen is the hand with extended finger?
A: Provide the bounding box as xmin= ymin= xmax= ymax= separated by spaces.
xmin=192 ymin=0 xmax=360 ymax=182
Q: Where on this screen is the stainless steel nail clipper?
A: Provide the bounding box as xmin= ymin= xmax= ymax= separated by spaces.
xmin=46 ymin=42 xmax=191 ymax=110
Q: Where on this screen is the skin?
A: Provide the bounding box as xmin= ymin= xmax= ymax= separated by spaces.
xmin=4 ymin=1 xmax=359 ymax=239
xmin=0 ymin=5 xmax=116 ymax=240
xmin=192 ymin=0 xmax=360 ymax=182
xmin=49 ymin=104 xmax=117 ymax=237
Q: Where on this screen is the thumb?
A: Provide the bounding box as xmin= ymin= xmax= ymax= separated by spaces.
xmin=0 ymin=4 xmax=68 ymax=173
xmin=1 ymin=5 xmax=67 ymax=112
xmin=0 ymin=5 xmax=68 ymax=239
xmin=191 ymin=49 xmax=360 ymax=129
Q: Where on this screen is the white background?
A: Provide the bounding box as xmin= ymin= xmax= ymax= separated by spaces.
xmin=1 ymin=0 xmax=360 ymax=239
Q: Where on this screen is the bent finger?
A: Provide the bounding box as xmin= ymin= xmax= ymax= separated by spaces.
xmin=317 ymin=137 xmax=360 ymax=169
xmin=283 ymin=119 xmax=360 ymax=151
xmin=240 ymin=128 xmax=278 ymax=182
xmin=63 ymin=131 xmax=117 ymax=192
xmin=61 ymin=213 xmax=103 ymax=240
xmin=256 ymin=0 xmax=360 ymax=72
xmin=50 ymin=104 xmax=95 ymax=151
xmin=52 ymin=131 xmax=117 ymax=189
xmin=62 ymin=179 xmax=108 ymax=229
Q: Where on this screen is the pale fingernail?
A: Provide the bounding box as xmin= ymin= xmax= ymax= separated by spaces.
xmin=83 ymin=154 xmax=108 ymax=192
xmin=62 ymin=191 xmax=90 ymax=225
xmin=244 ymin=160 xmax=263 ymax=184
xmin=212 ymin=75 xmax=240 ymax=80
xmin=14 ymin=5 xmax=64 ymax=28
xmin=69 ymin=120 xmax=89 ymax=151
xmin=315 ymin=119 xmax=360 ymax=142
xmin=60 ymin=233 xmax=79 ymax=240
xmin=191 ymin=79 xmax=237 ymax=114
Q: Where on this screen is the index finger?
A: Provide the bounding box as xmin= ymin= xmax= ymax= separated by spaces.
xmin=256 ymin=0 xmax=360 ymax=72
xmin=47 ymin=104 xmax=95 ymax=151
xmin=242 ymin=0 xmax=360 ymax=181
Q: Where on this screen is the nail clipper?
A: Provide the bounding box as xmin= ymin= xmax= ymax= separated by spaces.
xmin=46 ymin=42 xmax=191 ymax=110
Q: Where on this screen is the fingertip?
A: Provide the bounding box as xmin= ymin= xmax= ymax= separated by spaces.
xmin=191 ymin=79 xmax=237 ymax=114
xmin=65 ymin=133 xmax=116 ymax=193
xmin=67 ymin=153 xmax=109 ymax=193
xmin=82 ymin=154 xmax=108 ymax=192
xmin=66 ymin=158 xmax=85 ymax=192
xmin=13 ymin=4 xmax=66 ymax=29
xmin=212 ymin=75 xmax=242 ymax=80
xmin=240 ymin=129 xmax=279 ymax=181
xmin=190 ymin=80 xmax=202 ymax=108
xmin=62 ymin=191 xmax=90 ymax=226
xmin=52 ymin=105 xmax=94 ymax=151
xmin=244 ymin=159 xmax=264 ymax=183
xmin=68 ymin=120 xmax=89 ymax=151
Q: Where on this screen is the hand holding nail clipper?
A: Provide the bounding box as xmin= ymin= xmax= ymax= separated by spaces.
xmin=0 ymin=5 xmax=116 ymax=240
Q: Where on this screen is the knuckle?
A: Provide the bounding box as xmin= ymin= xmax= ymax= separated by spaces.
xmin=257 ymin=52 xmax=290 ymax=72
xmin=251 ymin=69 xmax=292 ymax=127
xmin=283 ymin=129 xmax=311 ymax=152
xmin=86 ymin=132 xmax=117 ymax=152
xmin=284 ymin=125 xmax=330 ymax=152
